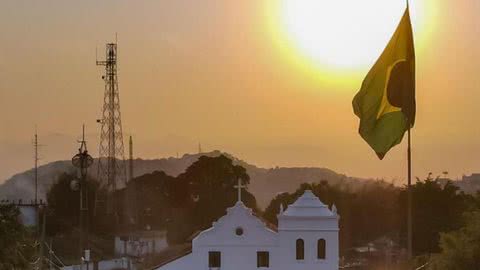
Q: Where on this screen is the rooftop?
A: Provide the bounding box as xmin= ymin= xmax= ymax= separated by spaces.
xmin=281 ymin=190 xmax=336 ymax=217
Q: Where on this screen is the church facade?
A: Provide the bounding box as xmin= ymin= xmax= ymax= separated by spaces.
xmin=154 ymin=190 xmax=339 ymax=270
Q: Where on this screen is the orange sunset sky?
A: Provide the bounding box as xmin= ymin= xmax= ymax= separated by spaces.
xmin=0 ymin=0 xmax=479 ymax=183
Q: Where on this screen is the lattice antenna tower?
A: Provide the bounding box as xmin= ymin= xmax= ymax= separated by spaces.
xmin=95 ymin=41 xmax=127 ymax=217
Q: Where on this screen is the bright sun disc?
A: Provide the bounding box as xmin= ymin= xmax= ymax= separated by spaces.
xmin=278 ymin=0 xmax=432 ymax=72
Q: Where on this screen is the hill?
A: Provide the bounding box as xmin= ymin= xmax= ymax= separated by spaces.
xmin=0 ymin=150 xmax=371 ymax=208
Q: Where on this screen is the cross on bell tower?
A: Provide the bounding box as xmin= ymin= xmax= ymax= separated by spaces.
xmin=234 ymin=178 xmax=246 ymax=203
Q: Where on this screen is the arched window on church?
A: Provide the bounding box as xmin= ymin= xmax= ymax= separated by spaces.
xmin=317 ymin=239 xmax=326 ymax=259
xmin=296 ymin=239 xmax=305 ymax=260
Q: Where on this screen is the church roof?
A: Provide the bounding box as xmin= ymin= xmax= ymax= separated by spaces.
xmin=252 ymin=208 xmax=278 ymax=232
xmin=193 ymin=201 xmax=278 ymax=243
xmin=282 ymin=190 xmax=336 ymax=217
xmin=147 ymin=243 xmax=192 ymax=270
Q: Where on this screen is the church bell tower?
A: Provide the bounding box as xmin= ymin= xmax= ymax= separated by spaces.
xmin=277 ymin=190 xmax=339 ymax=270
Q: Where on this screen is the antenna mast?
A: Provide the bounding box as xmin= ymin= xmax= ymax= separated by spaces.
xmin=129 ymin=136 xmax=133 ymax=182
xmin=33 ymin=128 xmax=43 ymax=204
xmin=95 ymin=41 xmax=127 ymax=222
xmin=34 ymin=131 xmax=39 ymax=204
xmin=126 ymin=135 xmax=137 ymax=226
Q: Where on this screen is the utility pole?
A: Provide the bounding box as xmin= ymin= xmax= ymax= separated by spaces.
xmin=129 ymin=136 xmax=133 ymax=182
xmin=72 ymin=125 xmax=93 ymax=269
xmin=33 ymin=129 xmax=41 ymax=205
xmin=126 ymin=135 xmax=137 ymax=225
xmin=39 ymin=207 xmax=46 ymax=270
xmin=49 ymin=238 xmax=53 ymax=270
xmin=33 ymin=128 xmax=45 ymax=270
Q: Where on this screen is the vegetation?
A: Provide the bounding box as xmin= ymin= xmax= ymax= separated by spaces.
xmin=42 ymin=155 xmax=257 ymax=263
xmin=178 ymin=155 xmax=256 ymax=229
xmin=0 ymin=204 xmax=36 ymax=269
xmin=263 ymin=176 xmax=479 ymax=260
xmin=429 ymin=210 xmax=480 ymax=270
xmin=42 ymin=160 xmax=480 ymax=268
xmin=128 ymin=170 xmax=177 ymax=230
xmin=129 ymin=155 xmax=257 ymax=244
xmin=46 ymin=172 xmax=98 ymax=236
xmin=400 ymin=178 xmax=471 ymax=255
xmin=263 ymin=180 xmax=401 ymax=254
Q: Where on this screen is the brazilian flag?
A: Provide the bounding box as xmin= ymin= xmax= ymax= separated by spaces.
xmin=352 ymin=7 xmax=416 ymax=159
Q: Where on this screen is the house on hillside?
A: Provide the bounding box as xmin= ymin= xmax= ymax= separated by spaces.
xmin=151 ymin=190 xmax=340 ymax=270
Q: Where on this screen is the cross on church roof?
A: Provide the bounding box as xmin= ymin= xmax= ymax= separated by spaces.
xmin=234 ymin=178 xmax=246 ymax=203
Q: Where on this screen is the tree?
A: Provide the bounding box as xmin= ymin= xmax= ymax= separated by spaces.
xmin=110 ymin=155 xmax=256 ymax=244
xmin=167 ymin=155 xmax=258 ymax=244
xmin=0 ymin=204 xmax=35 ymax=269
xmin=263 ymin=180 xmax=401 ymax=255
xmin=46 ymin=172 xmax=98 ymax=235
xmin=128 ymin=170 xmax=179 ymax=230
xmin=429 ymin=211 xmax=480 ymax=270
xmin=399 ymin=178 xmax=470 ymax=255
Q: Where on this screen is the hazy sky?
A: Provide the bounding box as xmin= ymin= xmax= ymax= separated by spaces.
xmin=1 ymin=0 xmax=479 ymax=183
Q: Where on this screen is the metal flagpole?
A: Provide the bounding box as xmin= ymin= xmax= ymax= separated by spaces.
xmin=406 ymin=0 xmax=413 ymax=263
xmin=407 ymin=125 xmax=413 ymax=261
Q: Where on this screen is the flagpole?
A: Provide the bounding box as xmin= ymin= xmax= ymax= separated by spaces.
xmin=405 ymin=0 xmax=413 ymax=263
xmin=407 ymin=126 xmax=413 ymax=261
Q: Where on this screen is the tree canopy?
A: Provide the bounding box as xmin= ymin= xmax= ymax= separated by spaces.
xmin=122 ymin=155 xmax=257 ymax=244
xmin=263 ymin=180 xmax=400 ymax=254
xmin=0 ymin=204 xmax=36 ymax=269
xmin=46 ymin=172 xmax=98 ymax=235
xmin=429 ymin=210 xmax=480 ymax=270
xmin=263 ymin=176 xmax=476 ymax=258
xmin=43 ymin=162 xmax=480 ymax=267
xmin=399 ymin=178 xmax=471 ymax=255
xmin=179 ymin=155 xmax=255 ymax=229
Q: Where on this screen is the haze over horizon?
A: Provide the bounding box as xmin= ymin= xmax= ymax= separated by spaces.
xmin=1 ymin=0 xmax=479 ymax=183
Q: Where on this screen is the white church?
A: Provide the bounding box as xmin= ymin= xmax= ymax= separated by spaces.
xmin=153 ymin=189 xmax=340 ymax=270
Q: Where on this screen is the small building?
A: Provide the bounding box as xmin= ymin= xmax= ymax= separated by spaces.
xmin=115 ymin=230 xmax=168 ymax=257
xmin=153 ymin=190 xmax=339 ymax=270
xmin=0 ymin=199 xmax=43 ymax=227
xmin=18 ymin=203 xmax=39 ymax=227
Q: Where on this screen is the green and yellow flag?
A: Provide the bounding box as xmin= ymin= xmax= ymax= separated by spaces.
xmin=352 ymin=7 xmax=416 ymax=159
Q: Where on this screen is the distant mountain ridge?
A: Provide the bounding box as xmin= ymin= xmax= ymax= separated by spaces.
xmin=0 ymin=150 xmax=371 ymax=208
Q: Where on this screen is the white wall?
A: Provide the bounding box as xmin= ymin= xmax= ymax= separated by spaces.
xmin=277 ymin=230 xmax=339 ymax=270
xmin=61 ymin=262 xmax=94 ymax=270
xmin=157 ymin=254 xmax=193 ymax=270
xmin=188 ymin=202 xmax=280 ymax=270
xmin=98 ymin=258 xmax=133 ymax=270
xmin=19 ymin=205 xmax=37 ymax=227
xmin=61 ymin=258 xmax=134 ymax=270
xmin=114 ymin=232 xmax=168 ymax=257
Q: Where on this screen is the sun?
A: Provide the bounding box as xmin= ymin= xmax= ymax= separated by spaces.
xmin=266 ymin=0 xmax=436 ymax=85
